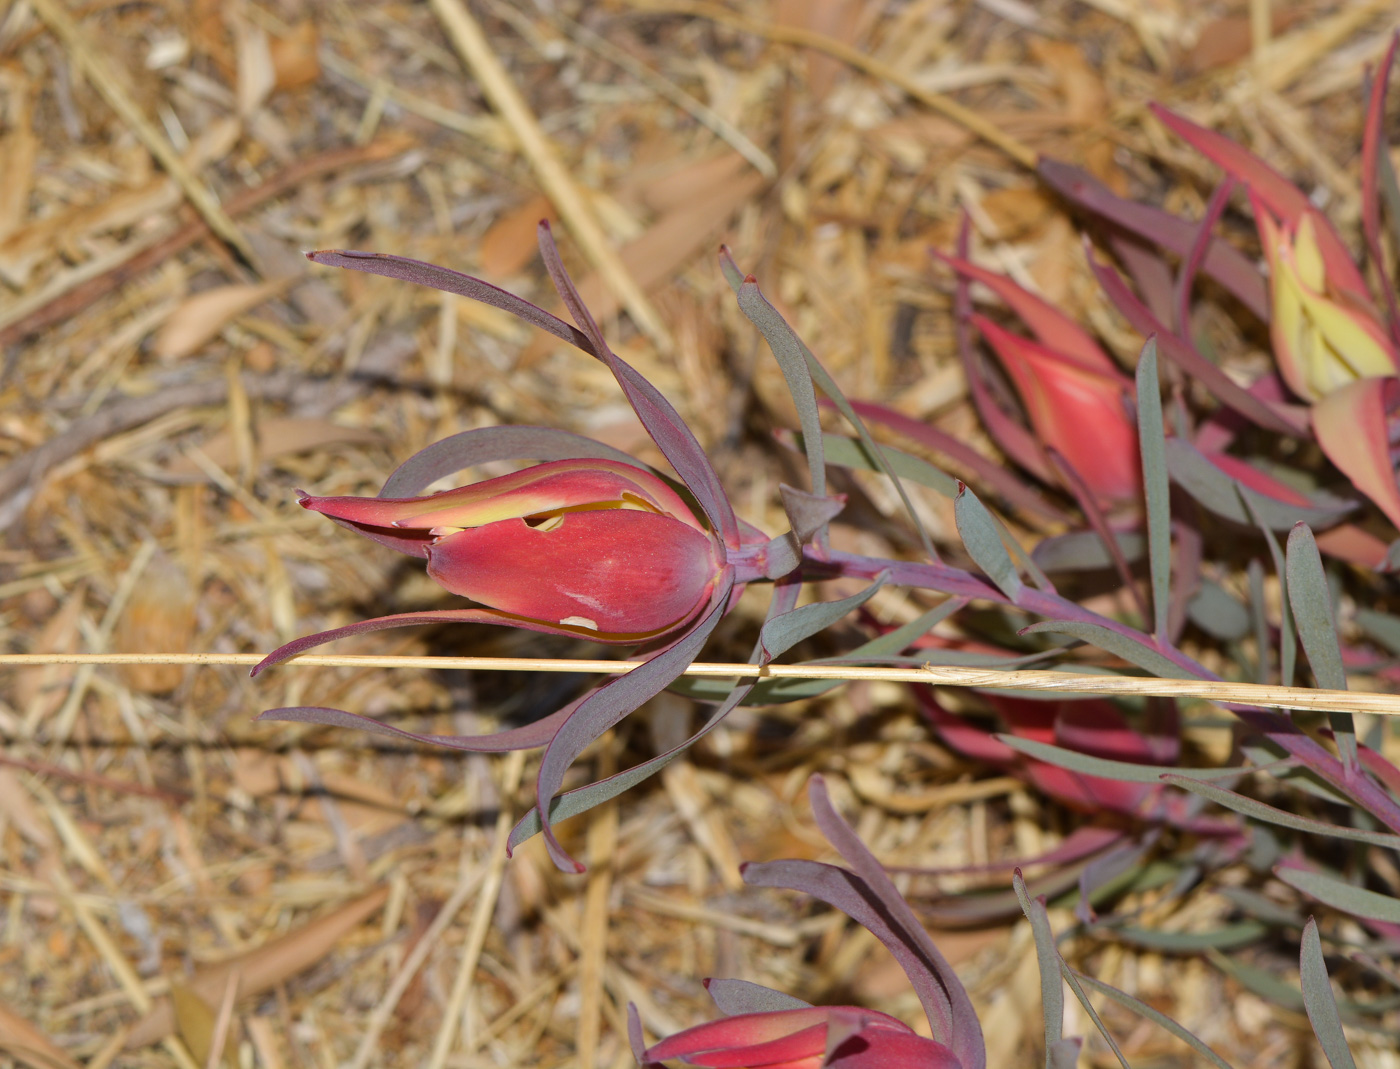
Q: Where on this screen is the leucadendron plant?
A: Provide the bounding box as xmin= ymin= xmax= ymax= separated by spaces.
xmin=632 ymin=777 xmax=983 ymax=1069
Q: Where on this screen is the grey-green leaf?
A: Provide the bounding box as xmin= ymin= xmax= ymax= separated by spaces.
xmin=1136 ymin=339 xmax=1172 ymax=642
xmin=1164 ymin=438 xmax=1355 ymax=529
xmin=1285 ymin=523 xmax=1356 ymax=769
xmin=955 ymin=483 xmax=1023 ymax=602
xmin=1019 ymin=620 xmax=1198 ymax=679
xmin=1300 ymin=918 xmax=1359 ymax=1069
xmin=1277 ymin=868 xmax=1400 ymax=925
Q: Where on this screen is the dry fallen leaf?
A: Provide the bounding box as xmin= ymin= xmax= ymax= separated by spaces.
xmin=479 ymin=192 xmax=558 ymax=276
xmin=0 ymin=998 xmax=81 ymax=1069
xmin=270 ymin=20 xmax=321 ymax=92
xmin=0 ymin=83 xmax=38 ymax=243
xmin=112 ymin=554 xmax=197 ymax=694
xmin=126 ymin=886 xmax=390 ymax=1048
xmin=170 ymin=983 xmax=235 ymax=1069
xmin=153 ymin=279 xmax=292 ymax=360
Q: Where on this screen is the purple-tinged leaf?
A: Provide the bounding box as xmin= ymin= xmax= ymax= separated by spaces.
xmin=1136 ymin=338 xmax=1172 ymax=643
xmin=1149 ymin=104 xmax=1373 ymax=310
xmin=841 ymin=400 xmax=1070 ymax=522
xmin=1108 ymin=236 xmax=1177 ymax=325
xmin=1036 ymin=159 xmax=1269 ymax=320
xmin=1173 ymin=178 xmax=1236 ymax=339
xmin=778 ymin=484 xmax=845 ymax=546
xmin=996 ymin=734 xmax=1265 ymax=785
xmin=721 ymin=248 xmax=940 ymax=562
xmin=801 ymin=777 xmax=985 ymax=1068
xmin=1070 ymin=971 xmax=1237 ymax=1069
xmin=744 ymin=858 xmax=984 ymax=1068
xmin=251 ymin=607 xmax=645 ymax=679
xmin=1164 ymin=438 xmax=1354 ymax=530
xmin=306 ymin=250 xmax=591 ymax=347
xmin=537 ymin=224 xmax=739 ymax=548
xmin=1160 ymin=775 xmax=1400 ymax=848
xmin=1300 ymin=918 xmax=1360 ymax=1069
xmin=1361 ymin=33 xmax=1400 ymax=342
xmin=528 ymin=567 xmax=735 ymax=871
xmin=1019 ymin=621 xmax=1197 ymax=680
xmin=379 ymin=426 xmax=651 ymax=497
xmin=954 ymin=482 xmax=1022 ymax=602
xmin=511 ymin=575 xmax=880 ymax=861
xmin=1011 ymin=870 xmax=1069 ymax=1065
xmin=255 ymin=697 xmax=577 ymax=751
xmin=628 ymin=1004 xmax=656 ymax=1068
xmin=949 ymin=218 xmax=1058 ymax=486
xmin=934 ymin=251 xmax=1117 ymax=372
xmin=1166 ymin=517 xmax=1202 ymax=646
xmin=1277 ymin=867 xmax=1400 ymax=925
xmin=1285 ymin=523 xmax=1356 ymax=770
xmin=1085 ymin=248 xmax=1307 ymax=435
xmin=704 ymin=978 xmax=812 ymax=1016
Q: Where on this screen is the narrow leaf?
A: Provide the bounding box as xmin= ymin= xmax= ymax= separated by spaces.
xmin=1012 ymin=870 xmax=1067 ymax=1062
xmin=1070 ymin=971 xmax=1237 ymax=1069
xmin=955 ymin=483 xmax=1023 ymax=602
xmin=1136 ymin=339 xmax=1171 ymax=641
xmin=721 ymin=248 xmax=939 ymax=561
xmin=797 ymin=431 xmax=958 ymax=496
xmin=997 ymin=735 xmax=1257 ymax=785
xmin=1238 ymin=488 xmax=1297 ymax=686
xmin=1105 ymin=922 xmax=1267 ymax=951
xmin=1160 ymin=776 xmax=1400 ymax=848
xmin=1247 ymin=558 xmax=1271 ymax=684
xmin=1036 ymin=159 xmax=1269 ymax=320
xmin=843 ymin=399 xmax=1069 ymax=520
xmin=1286 ymin=523 xmax=1356 ymax=770
xmin=704 ymin=978 xmax=812 ymax=1015
xmin=1164 ymin=438 xmax=1354 ymax=530
xmin=734 ymin=279 xmax=826 ymax=500
xmin=1277 ymin=868 xmax=1400 ymax=925
xmin=1187 ymin=580 xmax=1252 ymax=642
xmin=1032 ymin=530 xmax=1145 ymax=573
xmin=1019 ymin=621 xmax=1198 ymax=679
xmin=1300 ymin=918 xmax=1359 ymax=1069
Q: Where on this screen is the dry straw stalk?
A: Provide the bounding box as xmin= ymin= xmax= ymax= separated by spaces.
xmin=5 ymin=652 xmax=1397 ymax=716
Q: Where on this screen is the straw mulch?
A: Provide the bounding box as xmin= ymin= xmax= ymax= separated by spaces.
xmin=2 ymin=2 xmax=1397 ymax=1067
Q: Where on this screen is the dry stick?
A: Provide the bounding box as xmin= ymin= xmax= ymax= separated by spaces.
xmin=27 ymin=0 xmax=255 ymax=265
xmin=425 ymin=748 xmax=527 ymax=1069
xmin=427 ymin=0 xmax=675 ymax=354
xmin=624 ymin=0 xmax=1038 ymax=169
xmin=0 ymin=138 xmax=403 ymax=347
xmin=7 ymin=652 xmax=1400 ymax=716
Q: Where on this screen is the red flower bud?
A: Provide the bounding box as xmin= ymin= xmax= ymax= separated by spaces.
xmin=300 ymin=459 xmax=722 ymax=636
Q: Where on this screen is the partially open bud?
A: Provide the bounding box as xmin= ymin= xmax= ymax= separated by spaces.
xmin=301 ymin=459 xmax=722 ymax=636
xmin=1257 ymin=205 xmax=1398 ymax=401
xmin=974 ymin=314 xmax=1140 ymax=507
